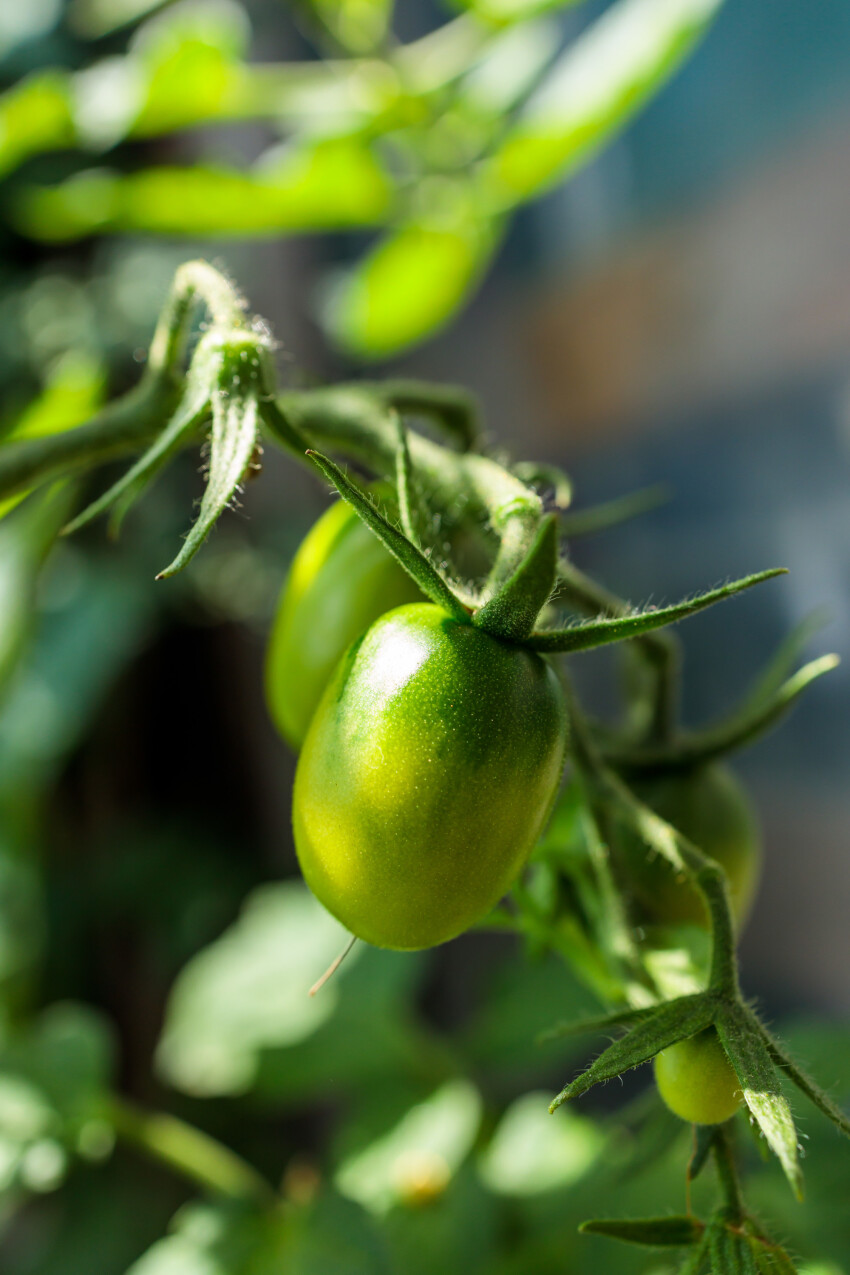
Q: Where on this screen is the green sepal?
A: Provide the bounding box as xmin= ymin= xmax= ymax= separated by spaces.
xmin=62 ymin=354 xmax=214 ymax=538
xmin=606 ymin=653 xmax=839 ymax=775
xmin=157 ymin=341 xmax=263 ymax=579
xmin=550 ymin=992 xmax=715 ymax=1111
xmin=528 ymin=569 xmax=787 ymax=653
xmin=511 ymin=461 xmax=573 ymax=509
xmin=538 ymin=1004 xmax=656 ymax=1044
xmin=713 ymin=1004 xmax=803 ymax=1200
xmin=758 ymin=1019 xmax=850 ymax=1140
xmin=474 ymin=514 xmax=558 ymax=642
xmin=559 ymin=484 xmax=669 ymax=537
xmin=305 ymin=449 xmax=470 ymax=621
xmin=393 ymin=415 xmax=429 ymax=547
xmin=687 ymin=1124 xmax=717 ymax=1184
xmin=579 ymin=1215 xmax=703 ymax=1248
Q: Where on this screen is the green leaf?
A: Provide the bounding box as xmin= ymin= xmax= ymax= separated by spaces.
xmin=156 ymin=882 xmax=362 ymax=1098
xmin=474 ymin=514 xmax=557 ymax=642
xmin=335 ymin=1080 xmax=481 ymax=1213
xmin=550 ymin=992 xmax=714 ymax=1110
xmin=480 ymin=1091 xmax=602 ymax=1196
xmin=156 ymin=881 xmax=442 ymax=1104
xmin=579 ymin=1215 xmax=703 ymax=1247
xmin=305 ymin=450 xmax=469 ymax=620
xmin=758 ymin=1021 xmax=850 ymax=1142
xmin=713 ymin=1005 xmax=803 ymax=1200
xmin=370 ymin=380 xmax=480 ymax=453
xmin=687 ymin=1123 xmax=716 ymax=1184
xmin=17 ymin=139 xmax=392 ymax=242
xmin=324 ymin=213 xmax=502 ymax=359
xmin=310 ymin=0 xmax=394 ymax=52
xmin=0 ymin=1003 xmax=116 ymax=1199
xmin=0 ymin=73 xmax=73 ymax=182
xmin=485 ymin=0 xmax=723 ymax=207
xmin=528 ymin=569 xmax=787 ymax=653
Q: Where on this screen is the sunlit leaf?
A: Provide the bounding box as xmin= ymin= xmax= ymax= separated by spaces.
xmin=485 ymin=0 xmax=722 ymax=206
xmin=156 ymin=882 xmax=361 ymax=1097
xmin=335 ymin=1080 xmax=482 ymax=1213
xmin=310 ymin=0 xmax=394 ymax=53
xmin=17 ymin=138 xmax=393 ymax=241
xmin=0 ymin=73 xmax=74 ymax=182
xmin=0 ymin=1003 xmax=115 ymax=1200
xmin=325 ymin=212 xmax=502 ymax=358
xmin=479 ymin=1091 xmax=601 ymax=1195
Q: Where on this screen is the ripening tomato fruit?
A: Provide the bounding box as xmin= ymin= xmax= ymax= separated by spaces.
xmin=292 ymin=603 xmax=568 ymax=950
xmin=265 ymin=498 xmax=422 ymax=750
xmin=616 ymin=764 xmax=761 ymax=929
xmin=654 ymin=1029 xmax=742 ymax=1124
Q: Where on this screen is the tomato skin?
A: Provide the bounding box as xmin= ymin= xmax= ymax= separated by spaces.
xmin=265 ymin=499 xmax=422 ymax=750
xmin=292 ymin=603 xmax=568 ymax=950
xmin=616 ymin=764 xmax=761 ymax=928
xmin=654 ymin=1029 xmax=742 ymax=1124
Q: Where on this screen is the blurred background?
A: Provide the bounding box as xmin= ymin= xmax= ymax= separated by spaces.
xmin=1 ymin=0 xmax=849 ymax=1271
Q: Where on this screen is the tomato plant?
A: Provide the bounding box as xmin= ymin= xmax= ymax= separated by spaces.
xmin=265 ymin=496 xmax=422 ymax=750
xmin=654 ymin=1028 xmax=742 ymax=1125
xmin=292 ymin=602 xmax=568 ymax=949
xmin=0 ymin=261 xmax=843 ymax=1275
xmin=614 ymin=764 xmax=761 ymax=928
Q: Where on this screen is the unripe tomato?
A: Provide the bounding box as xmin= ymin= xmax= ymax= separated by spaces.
xmin=654 ymin=1029 xmax=742 ymax=1124
xmin=265 ymin=498 xmax=422 ymax=750
xmin=293 ymin=603 xmax=568 ymax=950
xmin=615 ymin=764 xmax=760 ymax=929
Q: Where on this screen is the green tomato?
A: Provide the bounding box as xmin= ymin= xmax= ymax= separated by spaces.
xmin=265 ymin=498 xmax=422 ymax=750
xmin=616 ymin=764 xmax=761 ymax=929
xmin=293 ymin=603 xmax=568 ymax=950
xmin=654 ymin=1029 xmax=742 ymax=1124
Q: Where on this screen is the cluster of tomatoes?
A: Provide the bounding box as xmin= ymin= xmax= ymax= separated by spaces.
xmin=266 ymin=498 xmax=756 ymax=1126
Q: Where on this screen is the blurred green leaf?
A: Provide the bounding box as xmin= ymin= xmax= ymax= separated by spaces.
xmin=456 ymin=0 xmax=584 ymax=26
xmin=479 ymin=1091 xmax=602 ymax=1195
xmin=127 ymin=1192 xmax=392 ymax=1275
xmin=309 ymin=0 xmax=394 ymax=53
xmin=68 ymin=0 xmax=174 ymax=38
xmin=0 ymin=1003 xmax=115 ymax=1200
xmin=324 ymin=206 xmax=502 ymax=358
xmin=335 ymin=1080 xmax=481 ymax=1213
xmin=579 ymin=1214 xmax=703 ymax=1247
xmin=484 ymin=0 xmax=723 ymax=206
xmin=157 ymin=882 xmax=359 ymax=1098
xmin=156 ymin=881 xmax=445 ymax=1103
xmin=0 ymin=74 xmax=73 ymax=182
xmin=17 ymin=138 xmax=393 ymax=241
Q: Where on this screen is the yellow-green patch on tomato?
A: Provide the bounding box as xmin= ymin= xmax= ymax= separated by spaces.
xmin=292 ymin=603 xmax=567 ymax=950
xmin=654 ymin=1029 xmax=742 ymax=1125
xmin=265 ymin=498 xmax=422 ymax=750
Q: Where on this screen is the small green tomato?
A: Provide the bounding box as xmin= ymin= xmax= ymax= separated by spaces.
xmin=292 ymin=603 xmax=567 ymax=950
xmin=654 ymin=1029 xmax=742 ymax=1125
xmin=616 ymin=764 xmax=761 ymax=929
xmin=265 ymin=498 xmax=422 ymax=750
